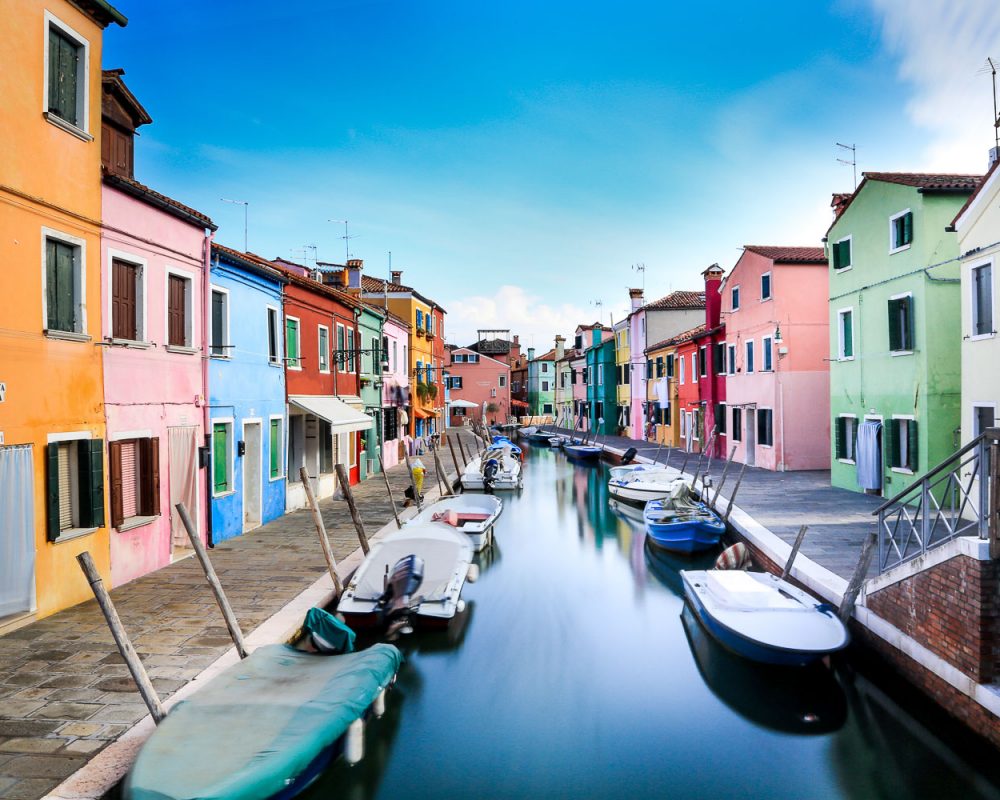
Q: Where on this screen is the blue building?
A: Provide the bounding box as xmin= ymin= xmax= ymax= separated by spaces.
xmin=586 ymin=336 xmax=616 ymax=436
xmin=208 ymin=244 xmax=288 ymax=542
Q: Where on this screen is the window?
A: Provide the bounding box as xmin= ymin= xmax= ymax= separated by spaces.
xmin=452 ymin=406 xmax=467 ymax=418
xmin=45 ymin=437 xmax=104 ymax=540
xmin=732 ymin=408 xmax=742 ymax=442
xmin=762 ymin=336 xmax=773 ymax=372
xmin=889 ymin=417 xmax=918 ymax=472
xmin=888 ymin=294 xmax=914 ymax=353
xmin=211 ymin=422 xmax=233 ymax=495
xmin=973 ymin=405 xmax=996 ymax=438
xmin=757 ymin=408 xmax=774 ymax=447
xmin=499 ymin=375 xmax=507 ymax=388
xmin=269 ymin=418 xmax=283 ymax=479
xmin=109 ymin=438 xmax=160 ymax=528
xmin=713 ymin=343 xmax=725 ymax=376
xmin=267 ymin=307 xmax=280 ymax=365
xmin=384 ymin=407 xmax=399 ymax=442
xmin=655 ymin=357 xmax=664 ymax=378
xmin=318 ymin=421 xmax=334 ymax=474
xmin=666 ymin=354 xmax=675 ymax=379
xmin=347 ymin=328 xmax=356 ymax=372
xmin=453 ymin=353 xmax=466 ymax=363
xmin=512 ymin=381 xmax=521 ymax=393
xmin=835 ymin=415 xmax=857 ymax=462
xmin=166 ymin=273 xmax=192 ymax=347
xmin=45 ymin=234 xmax=84 ymax=334
xmin=318 ymin=325 xmax=330 ymax=372
xmin=715 ymin=403 xmax=726 ymax=435
xmin=210 ymin=288 xmax=229 ymax=357
xmin=890 ymin=210 xmax=913 ymax=253
xmin=468 ymin=353 xmax=480 ymax=363
xmin=336 ymin=324 xmax=346 ymax=368
xmin=745 ymin=340 xmax=755 ymax=373
xmin=691 ymin=354 xmax=697 ymax=382
xmin=598 ymin=364 xmax=604 ymax=385
xmin=46 ymin=15 xmax=88 ymax=132
xmin=382 ymin=336 xmax=390 ymax=370
xmin=727 ymin=344 xmax=736 ymax=375
xmin=698 ymin=346 xmax=707 ymax=378
xmin=541 ymin=380 xmax=550 ymax=391
xmin=450 ymin=376 xmax=463 ymax=389
xmin=837 ymin=308 xmax=854 ymax=360
xmin=760 ymin=272 xmax=772 ymax=301
xmin=416 ymin=309 xmax=424 ymax=330
xmin=112 ymin=257 xmax=142 ymax=341
xmin=646 ymin=359 xmax=653 ymax=379
xmin=971 ymin=262 xmax=994 ymax=338
xmin=731 ymin=285 xmax=740 ymax=311
xmin=543 ymin=403 xmax=553 ymax=414
xmin=679 ymin=356 xmax=685 ymax=385
xmin=491 ymin=387 xmax=497 ymax=397
xmin=541 ymin=363 xmax=549 ymax=373
xmin=285 ymin=317 xmax=300 ymax=369
xmin=833 ymin=236 xmax=852 ymax=271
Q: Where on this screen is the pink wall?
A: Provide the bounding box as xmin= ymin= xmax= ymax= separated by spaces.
xmin=381 ymin=317 xmax=410 ymax=468
xmin=722 ymin=250 xmax=830 ymax=471
xmin=629 ymin=307 xmax=646 ymax=438
xmin=448 ymin=348 xmax=511 ymax=425
xmin=101 ymin=185 xmax=209 ymax=585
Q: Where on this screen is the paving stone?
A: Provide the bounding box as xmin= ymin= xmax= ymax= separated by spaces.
xmin=44 ymin=687 xmax=108 ymax=704
xmin=3 ymin=777 xmax=66 ymax=800
xmin=39 ymin=674 xmax=98 ymax=690
xmin=0 ymin=720 xmax=61 ymax=738
xmin=88 ymin=723 xmax=128 ymax=740
xmin=0 ymin=737 xmax=68 ymax=754
xmin=28 ymin=702 xmax=101 ymax=721
xmin=3 ymin=753 xmax=87 ymax=778
xmin=60 ymin=739 xmax=105 ymax=755
xmin=86 ymin=705 xmax=149 ymax=724
xmin=0 ymin=699 xmax=48 ymax=717
xmin=56 ymin=722 xmax=103 ymax=738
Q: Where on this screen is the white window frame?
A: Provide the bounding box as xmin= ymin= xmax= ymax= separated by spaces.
xmin=837 ymin=413 xmax=858 ymax=464
xmin=285 ymin=315 xmax=302 ymax=371
xmin=107 ymin=247 xmax=148 ymax=344
xmin=761 ymin=335 xmax=773 ymax=372
xmin=970 ymin=258 xmax=996 ymax=341
xmin=164 ymin=266 xmax=196 ymax=351
xmin=837 ymin=307 xmax=855 ymax=361
xmin=347 ymin=327 xmax=356 ymax=373
xmin=541 ymin=380 xmax=550 ymax=392
xmin=336 ymin=323 xmax=346 ymax=371
xmin=834 ymin=234 xmax=853 ymax=272
xmin=757 ymin=406 xmax=774 ymax=448
xmin=499 ymin=374 xmax=507 ymax=388
xmin=267 ymin=305 xmax=282 ymax=366
xmin=699 ymin=345 xmax=707 ymax=378
xmin=210 ymin=417 xmax=235 ymax=497
xmin=972 ymin=402 xmax=997 ymax=438
xmin=888 ymin=291 xmax=914 ymax=356
xmin=890 ymin=414 xmax=916 ymax=474
xmin=209 ymin=285 xmax=230 ymax=358
xmin=745 ymin=340 xmax=755 ymax=374
xmin=268 ymin=414 xmax=285 ymax=481
xmin=727 ymin=343 xmax=736 ymax=376
xmin=679 ymin=355 xmax=685 ymax=385
xmin=889 ymin=208 xmax=913 ymax=255
xmin=40 ymin=226 xmax=88 ymax=339
xmin=760 ymin=271 xmax=772 ymax=302
xmin=598 ymin=364 xmax=604 ymax=386
xmin=42 ymin=11 xmax=92 ymax=141
xmin=731 ymin=285 xmax=740 ymax=311
xmin=318 ymin=324 xmax=330 ymax=373
xmin=691 ymin=353 xmax=697 ymax=381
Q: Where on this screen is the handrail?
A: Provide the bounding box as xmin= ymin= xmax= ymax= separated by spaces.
xmin=872 ymin=427 xmax=998 ymax=515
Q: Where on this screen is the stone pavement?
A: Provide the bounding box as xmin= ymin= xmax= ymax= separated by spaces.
xmin=0 ymin=433 xmax=475 ymax=800
xmin=548 ymin=426 xmax=883 ymax=580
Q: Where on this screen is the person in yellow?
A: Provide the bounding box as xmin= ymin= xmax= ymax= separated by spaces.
xmin=403 ymin=458 xmax=426 ymax=507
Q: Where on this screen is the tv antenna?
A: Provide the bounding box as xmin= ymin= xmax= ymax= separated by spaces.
xmin=591 ymin=298 xmax=605 ymax=325
xmin=979 ymin=58 xmax=1000 ymax=150
xmin=328 ymin=219 xmax=359 ymax=264
xmin=220 ymin=198 xmax=248 ymax=251
xmin=836 ymin=143 xmax=857 ymax=189
xmin=288 ymin=245 xmax=317 ymax=265
xmin=632 ymin=263 xmax=646 ymax=290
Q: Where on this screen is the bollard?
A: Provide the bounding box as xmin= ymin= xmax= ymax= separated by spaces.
xmin=177 ymin=502 xmax=248 ymax=659
xmin=76 ymin=552 xmax=166 ymax=723
xmin=781 ymin=525 xmax=810 ymax=580
xmin=334 ymin=463 xmax=370 ymax=555
xmin=377 ymin=454 xmax=402 ymax=529
xmin=300 ymin=466 xmax=344 ymax=594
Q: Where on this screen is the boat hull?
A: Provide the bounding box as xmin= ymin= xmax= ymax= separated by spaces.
xmin=643 ymin=499 xmax=725 ymax=553
xmin=564 ymin=445 xmax=602 ymax=460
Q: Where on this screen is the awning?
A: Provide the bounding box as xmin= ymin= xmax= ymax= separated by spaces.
xmin=448 ymin=399 xmax=478 ymax=408
xmin=511 ymin=399 xmax=529 ymax=409
xmin=289 ymin=395 xmax=372 ymax=432
xmin=413 ymin=408 xmax=434 ymax=419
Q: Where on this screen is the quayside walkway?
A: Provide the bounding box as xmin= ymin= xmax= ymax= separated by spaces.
xmin=0 ymin=433 xmax=472 ymax=800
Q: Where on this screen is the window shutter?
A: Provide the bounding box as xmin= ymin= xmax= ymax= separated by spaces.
xmin=907 ymin=421 xmax=918 ymax=471
xmin=902 ymin=211 xmax=913 ymax=245
xmin=109 ymin=441 xmax=123 ymax=528
xmin=888 ymin=422 xmax=900 ymax=468
xmin=144 ymin=437 xmax=160 ymax=516
xmin=46 ymin=443 xmax=61 ymax=541
xmin=904 ymin=297 xmax=915 ymax=350
xmin=80 ymin=439 xmax=105 ymax=528
xmin=168 ymin=276 xmax=185 ymax=346
xmin=213 ymin=425 xmax=228 ymax=493
xmin=843 ymin=313 xmax=853 ymax=357
xmin=835 ymin=418 xmax=844 ymax=459
xmin=211 ymin=291 xmax=224 ymax=354
xmin=270 ymin=420 xmax=279 ymax=477
xmin=887 ymin=299 xmax=901 ymax=351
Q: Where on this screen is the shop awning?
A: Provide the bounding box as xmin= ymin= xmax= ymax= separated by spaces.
xmin=511 ymin=399 xmax=529 ymax=409
xmin=289 ymin=395 xmax=372 ymax=432
xmin=413 ymin=408 xmax=434 ymax=419
xmin=448 ymin=398 xmax=478 ymax=408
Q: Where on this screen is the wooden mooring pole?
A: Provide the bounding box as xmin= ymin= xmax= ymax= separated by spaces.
xmin=377 ymin=454 xmax=403 ymax=529
xmin=176 ymin=502 xmax=248 ymax=660
xmin=839 ymin=531 xmax=877 ymax=624
xmin=433 ymin=447 xmax=455 ymax=496
xmin=299 ymin=466 xmax=345 ymax=594
xmin=76 ymin=552 xmax=166 ymax=723
xmin=710 ymin=446 xmax=737 ymax=510
xmin=680 ymin=444 xmax=692 ymax=476
xmin=722 ymin=460 xmax=749 ymax=523
xmin=447 ymin=436 xmax=464 ymax=483
xmin=781 ymin=525 xmax=810 ymax=580
xmin=457 ymin=433 xmax=470 ymax=468
xmin=334 ymin=463 xmax=371 ymax=555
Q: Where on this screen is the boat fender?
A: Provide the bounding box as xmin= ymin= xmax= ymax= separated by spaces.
xmin=621 ymin=447 xmax=637 ymax=464
xmin=373 ymin=688 xmax=387 ymax=718
xmin=714 ymin=542 xmax=751 ymax=571
xmin=345 ymin=718 xmax=365 ymax=765
xmin=466 ymin=563 xmax=480 ymax=583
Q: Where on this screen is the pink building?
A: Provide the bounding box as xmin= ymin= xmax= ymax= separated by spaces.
xmin=447 ymin=346 xmax=511 ymax=426
xmin=100 ymin=71 xmax=213 ymax=584
xmin=381 ymin=312 xmax=411 ymax=468
xmin=721 ymin=245 xmax=830 ymax=471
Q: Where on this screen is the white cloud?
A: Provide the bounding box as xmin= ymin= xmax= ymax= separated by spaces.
xmin=869 ymin=0 xmax=1000 ymax=171
xmin=444 ymin=285 xmax=595 ymax=350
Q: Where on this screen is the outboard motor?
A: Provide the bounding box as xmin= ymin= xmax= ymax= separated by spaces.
xmin=482 ymin=457 xmax=500 ymax=494
xmin=621 ymin=447 xmax=638 ymax=465
xmin=375 ymin=554 xmax=425 ymax=635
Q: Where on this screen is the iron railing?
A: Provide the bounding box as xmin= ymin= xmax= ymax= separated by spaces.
xmin=874 ymin=428 xmax=998 ymax=574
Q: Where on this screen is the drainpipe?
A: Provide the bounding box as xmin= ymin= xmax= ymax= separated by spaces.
xmin=202 ymin=229 xmax=214 ymax=546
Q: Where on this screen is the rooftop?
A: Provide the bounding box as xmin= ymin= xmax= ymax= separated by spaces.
xmin=742 ymin=245 xmax=826 ymax=264
xmin=103 ymin=172 xmax=215 ymax=230
xmin=641 ymin=290 xmax=705 ymax=312
xmin=645 ymin=323 xmax=707 ymax=353
xmin=863 ymin=172 xmax=983 ymax=191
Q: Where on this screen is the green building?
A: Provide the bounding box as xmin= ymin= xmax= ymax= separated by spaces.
xmin=586 ymin=337 xmax=617 ymax=435
xmin=358 ymin=303 xmax=386 ymax=478
xmin=826 ymin=172 xmax=981 ymax=497
xmin=527 ymin=345 xmax=557 ymax=418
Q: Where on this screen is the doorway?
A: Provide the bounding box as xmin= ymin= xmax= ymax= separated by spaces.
xmin=745 ymin=409 xmax=756 ymax=467
xmin=243 ymin=421 xmax=262 ymax=532
xmin=0 ymin=445 xmax=35 ymax=624
xmin=168 ymin=426 xmax=199 ymax=559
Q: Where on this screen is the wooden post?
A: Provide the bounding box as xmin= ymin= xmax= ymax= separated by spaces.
xmin=680 ymin=444 xmax=691 ymax=476
xmin=377 ymin=454 xmax=402 ymax=529
xmin=176 ymin=502 xmax=248 ymax=660
xmin=334 ymin=463 xmax=371 ymax=555
xmin=76 ymin=552 xmax=166 ymax=723
xmin=710 ymin=445 xmax=737 ymax=509
xmin=839 ymin=531 xmax=877 ymax=623
xmin=402 ymin=449 xmax=423 ymax=510
xmin=299 ymin=466 xmax=345 ymax=593
xmin=781 ymin=525 xmax=809 ymax=580
xmin=448 ymin=437 xmax=464 ymax=485
xmin=722 ymin=460 xmax=748 ymax=523
xmin=457 ymin=433 xmax=470 ymax=467
xmin=433 ymin=447 xmax=455 ymax=496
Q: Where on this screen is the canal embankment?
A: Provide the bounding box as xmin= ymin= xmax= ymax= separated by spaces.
xmin=0 ymin=432 xmax=472 ymax=800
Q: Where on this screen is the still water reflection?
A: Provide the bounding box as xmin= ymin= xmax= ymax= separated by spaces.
xmin=307 ymin=446 xmax=1000 ymax=800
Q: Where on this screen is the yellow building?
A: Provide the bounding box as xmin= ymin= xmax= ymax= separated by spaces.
xmin=644 ymin=338 xmax=680 ymax=447
xmin=0 ymin=0 xmax=127 ymax=626
xmin=613 ymin=318 xmax=631 ymax=434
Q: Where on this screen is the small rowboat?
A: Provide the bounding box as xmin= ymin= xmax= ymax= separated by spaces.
xmin=680 ymin=569 xmax=850 ymax=666
xmin=563 ymin=443 xmax=602 ymax=461
xmin=407 ymin=494 xmax=502 ymax=551
xmin=124 ymin=642 xmax=402 ymax=800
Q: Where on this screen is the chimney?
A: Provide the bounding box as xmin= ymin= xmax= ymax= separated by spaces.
xmin=702 ymin=263 xmax=725 ymax=328
xmin=509 ymin=335 xmax=520 ymax=364
xmin=346 ymin=258 xmax=363 ymax=289
xmin=391 ymin=270 xmax=403 ymax=285
xmin=990 ymin=146 xmax=1000 ymax=171
xmin=527 ymin=347 xmax=536 ymax=361
xmin=831 ymin=192 xmax=852 ymax=221
xmin=629 ymin=288 xmax=644 ymax=311
xmin=554 ymin=335 xmax=566 ymax=361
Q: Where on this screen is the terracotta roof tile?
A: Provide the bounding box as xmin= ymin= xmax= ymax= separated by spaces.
xmin=103 ymin=172 xmax=215 ymax=229
xmin=645 ymin=323 xmax=707 ymax=353
xmin=862 ymin=172 xmax=983 ymax=191
xmin=742 ymin=245 xmax=826 ymax=264
xmin=641 ymin=290 xmax=705 ymax=311
xmin=361 ymin=274 xmax=413 ymax=293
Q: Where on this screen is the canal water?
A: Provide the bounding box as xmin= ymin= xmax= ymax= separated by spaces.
xmin=307 ymin=446 xmax=1000 ymax=800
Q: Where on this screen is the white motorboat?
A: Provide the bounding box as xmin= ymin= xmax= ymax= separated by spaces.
xmin=338 ymin=523 xmax=475 ymax=631
xmin=607 ymin=463 xmax=684 ymax=506
xmin=680 ymin=569 xmax=850 ymax=666
xmin=407 ymin=494 xmax=503 ymax=551
xmin=461 ymin=444 xmax=523 ymax=491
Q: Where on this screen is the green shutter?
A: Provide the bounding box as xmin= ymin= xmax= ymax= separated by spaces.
xmin=888 ymin=299 xmax=901 ymax=352
xmin=907 ymin=421 xmax=918 ymax=471
xmin=902 ymin=212 xmax=913 ymax=245
xmin=285 ymin=319 xmax=298 ymax=367
xmin=49 ymin=27 xmax=79 ymax=124
xmin=76 ymin=439 xmax=105 ymax=529
xmin=270 ymin=420 xmax=280 ymax=478
xmin=47 ymin=239 xmax=76 ymax=332
xmin=835 ymin=417 xmax=845 ymax=459
xmin=888 ymin=421 xmax=900 ymax=469
xmin=213 ymin=424 xmax=229 ymax=492
xmin=842 ymin=312 xmax=853 ymax=357
xmin=45 ymin=443 xmax=61 ymax=541
xmin=904 ymin=296 xmax=914 ymax=351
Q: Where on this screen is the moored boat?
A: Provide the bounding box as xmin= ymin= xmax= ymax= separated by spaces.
xmin=461 ymin=444 xmax=523 ymax=491
xmin=563 ymin=442 xmax=603 ymax=460
xmin=407 ymin=494 xmax=503 ymax=551
xmin=490 ymin=435 xmax=523 ymax=459
xmin=680 ymin=569 xmax=850 ymax=667
xmin=643 ymin=482 xmax=725 ymax=553
xmin=607 ymin=463 xmax=683 ymax=506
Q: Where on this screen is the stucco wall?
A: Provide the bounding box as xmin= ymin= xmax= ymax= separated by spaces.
xmin=448 ymin=348 xmax=511 ymax=425
xmin=381 ymin=317 xmax=409 ymax=469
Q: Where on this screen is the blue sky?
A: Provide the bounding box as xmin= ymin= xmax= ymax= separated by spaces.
xmin=104 ymin=0 xmax=1000 ymax=346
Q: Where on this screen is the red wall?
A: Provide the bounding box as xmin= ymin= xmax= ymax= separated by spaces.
xmin=283 ymin=280 xmax=360 ymax=399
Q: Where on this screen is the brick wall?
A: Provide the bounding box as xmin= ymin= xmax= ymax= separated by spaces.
xmin=867 ymin=554 xmax=1000 ymax=683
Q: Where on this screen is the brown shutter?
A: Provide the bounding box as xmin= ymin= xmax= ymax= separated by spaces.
xmin=168 ymin=275 xmax=185 ymax=345
xmin=144 ymin=437 xmax=160 ymax=516
xmin=112 ymin=259 xmax=137 ymax=340
xmin=109 ymin=440 xmax=123 ymax=528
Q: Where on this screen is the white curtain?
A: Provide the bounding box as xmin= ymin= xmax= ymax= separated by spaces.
xmin=856 ymin=420 xmax=883 ymax=491
xmin=0 ymin=445 xmax=35 ymax=616
xmin=169 ymin=427 xmax=199 ymax=548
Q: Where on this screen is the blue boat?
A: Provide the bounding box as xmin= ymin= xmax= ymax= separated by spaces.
xmin=491 ymin=435 xmax=522 ymax=459
xmin=563 ymin=443 xmax=603 ymax=461
xmin=643 ymin=496 xmax=726 ymax=553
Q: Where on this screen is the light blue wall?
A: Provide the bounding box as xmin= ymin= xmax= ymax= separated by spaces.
xmin=209 ymin=252 xmax=286 ymax=542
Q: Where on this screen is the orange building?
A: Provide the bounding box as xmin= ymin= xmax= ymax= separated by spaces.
xmin=0 ymin=0 xmax=127 ymax=626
